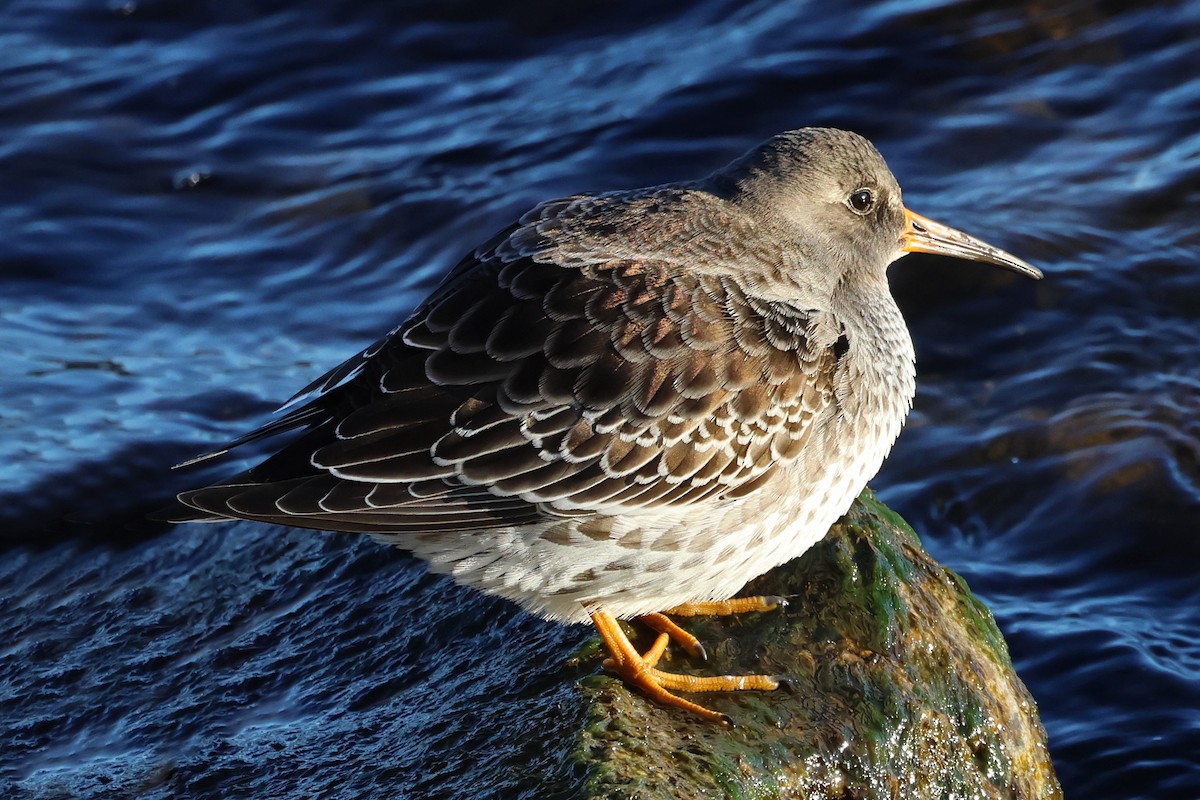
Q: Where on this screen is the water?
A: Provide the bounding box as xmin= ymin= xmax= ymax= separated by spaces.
xmin=2 ymin=1 xmax=1198 ymax=797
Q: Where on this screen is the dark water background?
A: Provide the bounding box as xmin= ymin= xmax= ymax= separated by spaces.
xmin=2 ymin=1 xmax=1198 ymax=797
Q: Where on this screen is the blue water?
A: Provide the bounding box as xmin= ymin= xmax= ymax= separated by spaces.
xmin=2 ymin=2 xmax=1198 ymax=797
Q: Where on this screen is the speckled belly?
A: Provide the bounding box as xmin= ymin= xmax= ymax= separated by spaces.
xmin=391 ymin=398 xmax=905 ymax=624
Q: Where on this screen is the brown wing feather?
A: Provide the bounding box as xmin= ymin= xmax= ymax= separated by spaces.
xmin=175 ymin=190 xmax=845 ymax=533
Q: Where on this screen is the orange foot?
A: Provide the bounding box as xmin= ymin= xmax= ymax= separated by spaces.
xmin=590 ymin=595 xmax=789 ymax=725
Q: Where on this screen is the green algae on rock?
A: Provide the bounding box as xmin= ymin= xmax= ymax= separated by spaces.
xmin=573 ymin=490 xmax=1061 ymax=799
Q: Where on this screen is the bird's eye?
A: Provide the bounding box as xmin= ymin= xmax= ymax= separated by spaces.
xmin=848 ymin=189 xmax=875 ymax=214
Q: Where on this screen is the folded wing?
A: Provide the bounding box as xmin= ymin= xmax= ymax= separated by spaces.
xmin=176 ymin=191 xmax=847 ymax=534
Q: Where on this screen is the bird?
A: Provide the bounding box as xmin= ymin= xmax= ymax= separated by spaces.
xmin=170 ymin=128 xmax=1041 ymax=724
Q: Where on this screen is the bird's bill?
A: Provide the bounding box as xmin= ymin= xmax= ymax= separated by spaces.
xmin=901 ymin=208 xmax=1043 ymax=279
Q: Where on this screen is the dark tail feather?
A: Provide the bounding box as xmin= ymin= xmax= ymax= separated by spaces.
xmin=172 ymin=405 xmax=329 ymax=469
xmin=146 ymin=497 xmax=229 ymax=524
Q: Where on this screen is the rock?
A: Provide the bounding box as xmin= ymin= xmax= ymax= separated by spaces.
xmin=571 ymin=490 xmax=1061 ymax=799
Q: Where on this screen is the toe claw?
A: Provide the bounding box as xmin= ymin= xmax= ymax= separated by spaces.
xmin=718 ymin=713 xmax=735 ymax=727
xmin=773 ymin=675 xmax=798 ymax=694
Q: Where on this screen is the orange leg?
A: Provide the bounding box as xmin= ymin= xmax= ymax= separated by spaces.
xmin=604 ymin=630 xmax=669 ymax=671
xmin=591 ymin=609 xmax=782 ymax=725
xmin=642 ymin=631 xmax=670 ymax=666
xmin=634 ymin=597 xmax=788 ymax=662
xmin=637 ymin=612 xmax=707 ymax=661
xmin=663 ymin=595 xmax=787 ymax=617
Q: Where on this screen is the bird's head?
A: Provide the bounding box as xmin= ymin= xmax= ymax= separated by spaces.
xmin=717 ymin=127 xmax=1041 ymax=299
